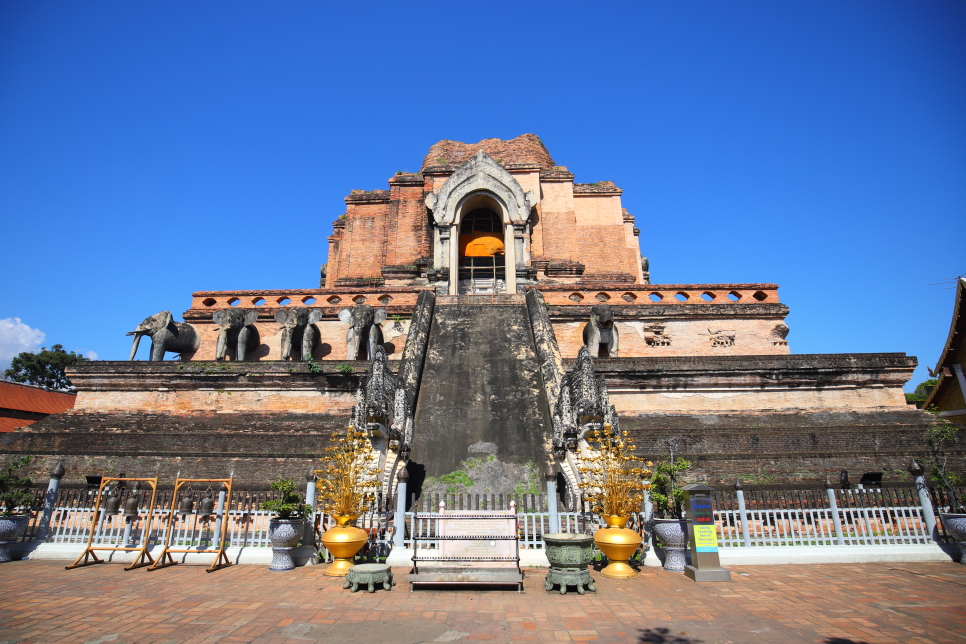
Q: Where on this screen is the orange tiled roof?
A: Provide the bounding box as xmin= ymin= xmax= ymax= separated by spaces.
xmin=0 ymin=417 xmax=33 ymax=432
xmin=0 ymin=380 xmax=76 ymax=415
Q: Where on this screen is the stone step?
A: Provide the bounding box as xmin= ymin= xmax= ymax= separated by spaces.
xmin=436 ymin=294 xmax=526 ymax=306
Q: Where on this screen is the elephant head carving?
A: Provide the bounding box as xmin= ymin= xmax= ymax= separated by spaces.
xmin=127 ymin=311 xmax=200 ymax=361
xmin=212 ymin=309 xmax=259 ymax=361
xmin=274 ymin=307 xmax=323 ymax=361
xmin=582 ymin=303 xmax=618 ymax=358
xmin=338 ymin=305 xmax=387 ymax=361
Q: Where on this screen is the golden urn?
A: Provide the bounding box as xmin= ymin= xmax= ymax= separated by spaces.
xmin=320 ymin=515 xmax=368 ymax=577
xmin=593 ymin=516 xmax=643 ymax=579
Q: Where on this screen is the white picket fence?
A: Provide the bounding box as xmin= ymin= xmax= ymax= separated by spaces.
xmin=715 ymin=504 xmax=932 ymax=547
xmin=24 ymin=491 xmax=937 ymax=555
xmin=34 ymin=506 xmax=934 ymax=552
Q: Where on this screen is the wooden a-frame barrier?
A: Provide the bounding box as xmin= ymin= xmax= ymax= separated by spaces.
xmin=148 ymin=478 xmax=234 ymax=573
xmin=65 ymin=477 xmax=159 ymax=571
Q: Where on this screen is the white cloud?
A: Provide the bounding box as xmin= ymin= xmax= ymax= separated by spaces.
xmin=84 ymin=350 xmax=99 ymax=360
xmin=0 ymin=318 xmax=46 ymax=369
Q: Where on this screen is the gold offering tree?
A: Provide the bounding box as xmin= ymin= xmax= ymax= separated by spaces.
xmin=315 ymin=426 xmax=381 ymax=517
xmin=577 ymin=425 xmax=652 ymax=518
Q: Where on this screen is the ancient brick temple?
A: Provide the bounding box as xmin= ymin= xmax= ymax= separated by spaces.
xmin=3 ymin=134 xmax=944 ymax=494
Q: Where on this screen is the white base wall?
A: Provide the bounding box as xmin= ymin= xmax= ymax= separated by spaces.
xmin=714 ymin=543 xmax=951 ymax=565
xmin=12 ymin=542 xmax=319 ymax=567
xmin=13 ymin=542 xmax=953 ymax=568
xmin=387 ymin=543 xmax=954 ymax=569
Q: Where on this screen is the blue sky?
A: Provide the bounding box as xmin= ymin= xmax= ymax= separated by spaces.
xmin=1 ymin=1 xmax=963 ymax=390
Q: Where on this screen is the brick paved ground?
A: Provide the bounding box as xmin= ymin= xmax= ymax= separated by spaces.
xmin=0 ymin=561 xmax=964 ymax=644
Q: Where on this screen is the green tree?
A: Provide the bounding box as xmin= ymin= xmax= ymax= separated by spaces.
xmin=906 ymin=378 xmax=938 ymax=404
xmin=0 ymin=456 xmax=34 ymax=515
xmin=4 ymin=344 xmax=89 ymax=391
xmin=924 ymin=406 xmax=962 ymax=513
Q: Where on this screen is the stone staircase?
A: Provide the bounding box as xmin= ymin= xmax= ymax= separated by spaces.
xmin=408 ymin=296 xmax=552 ymax=496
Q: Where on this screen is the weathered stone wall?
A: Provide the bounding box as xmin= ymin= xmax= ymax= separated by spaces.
xmin=553 ymin=318 xmax=790 ymax=359
xmin=0 ymin=362 xmax=358 ymax=484
xmin=620 ymin=410 xmax=953 ymax=485
xmin=1 ymin=353 xmax=947 ymax=487
xmin=422 ymin=134 xmax=554 ymax=170
xmin=592 ymin=353 xmax=957 ymax=485
xmin=172 ymin=285 xmax=790 ymax=362
xmin=1 ymin=411 xmax=341 ymax=485
xmin=65 ymin=361 xmax=360 ymax=413
xmin=546 ymin=292 xmax=790 ymax=358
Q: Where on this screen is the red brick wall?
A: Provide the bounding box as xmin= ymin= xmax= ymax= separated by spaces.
xmin=386 ymin=179 xmax=430 ymax=266
xmin=337 ymin=200 xmax=391 ymax=279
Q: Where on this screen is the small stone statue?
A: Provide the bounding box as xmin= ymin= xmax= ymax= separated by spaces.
xmin=213 ymin=309 xmax=259 ymax=361
xmin=339 ymin=305 xmax=387 ymax=361
xmin=127 ymin=311 xmax=200 ymax=361
xmin=582 ymin=303 xmax=618 ymax=358
xmin=275 ymin=307 xmax=323 ymax=361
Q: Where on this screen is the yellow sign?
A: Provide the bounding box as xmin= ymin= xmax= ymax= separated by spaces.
xmin=693 ymin=524 xmax=718 ymax=552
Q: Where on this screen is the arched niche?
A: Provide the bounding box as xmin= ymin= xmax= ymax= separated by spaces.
xmin=425 ymin=151 xmax=537 ymax=295
xmin=455 ymin=199 xmax=506 ymax=295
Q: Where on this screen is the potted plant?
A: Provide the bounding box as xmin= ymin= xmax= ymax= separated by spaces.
xmin=0 ymin=456 xmax=34 ymax=563
xmin=577 ymin=425 xmax=651 ymax=579
xmin=261 ymin=476 xmax=312 ymax=571
xmin=923 ymin=407 xmax=965 ymax=563
xmin=649 ymin=453 xmax=691 ymax=572
xmin=315 ymin=425 xmax=380 ymax=576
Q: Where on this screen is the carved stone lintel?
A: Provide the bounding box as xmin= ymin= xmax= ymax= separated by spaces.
xmin=709 ymin=328 xmax=736 ymax=348
xmin=771 ymin=323 xmax=790 ymax=346
xmin=644 ymin=323 xmax=671 ymax=347
xmin=425 ymin=151 xmax=533 ymax=226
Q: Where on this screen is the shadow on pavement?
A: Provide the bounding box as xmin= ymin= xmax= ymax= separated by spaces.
xmin=823 ymin=639 xmax=871 ymax=644
xmin=638 ymin=627 xmax=702 ymax=643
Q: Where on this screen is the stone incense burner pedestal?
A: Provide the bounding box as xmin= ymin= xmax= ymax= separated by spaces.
xmin=543 ymin=533 xmax=596 ymax=595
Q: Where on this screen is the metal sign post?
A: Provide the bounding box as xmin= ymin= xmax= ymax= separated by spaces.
xmin=682 ymin=484 xmax=731 ymax=582
xmin=66 ymin=477 xmax=159 ymax=571
xmin=149 ymin=478 xmax=234 ymax=573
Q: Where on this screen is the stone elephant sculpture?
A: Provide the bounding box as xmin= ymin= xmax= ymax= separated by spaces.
xmin=339 ymin=305 xmax=387 ymax=361
xmin=582 ymin=303 xmax=618 ymax=358
xmin=213 ymin=309 xmax=259 ymax=361
xmin=127 ymin=311 xmax=200 ymax=361
xmin=274 ymin=307 xmax=323 ymax=361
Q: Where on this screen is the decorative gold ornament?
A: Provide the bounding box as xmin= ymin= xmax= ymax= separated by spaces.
xmin=577 ymin=425 xmax=651 ymax=579
xmin=321 ymin=515 xmax=368 ymax=577
xmin=602 ymin=515 xmax=628 ymax=528
xmin=576 ymin=425 xmax=651 ymax=518
xmin=593 ymin=524 xmax=643 ymax=579
xmin=333 ymin=514 xmax=360 ymax=527
xmin=315 ymin=426 xmax=380 ymax=576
